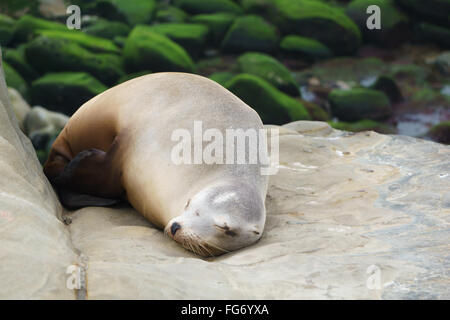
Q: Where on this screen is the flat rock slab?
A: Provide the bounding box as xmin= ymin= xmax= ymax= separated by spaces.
xmin=65 ymin=121 xmax=449 ymax=299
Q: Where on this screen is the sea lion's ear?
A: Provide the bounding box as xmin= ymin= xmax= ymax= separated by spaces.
xmin=57 ymin=188 xmax=122 ymax=210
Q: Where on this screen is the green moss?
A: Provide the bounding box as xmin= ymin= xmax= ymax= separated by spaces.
xmin=174 ymin=0 xmax=243 ymax=14
xmin=25 ymin=36 xmax=124 ymax=85
xmin=12 ymin=15 xmax=67 ymax=43
xmin=31 ymin=72 xmax=107 ymax=115
xmin=329 ymin=119 xmax=395 ymax=134
xmin=209 ymin=71 xmax=235 ymax=86
xmin=241 ymin=0 xmax=274 ymax=14
xmin=302 ymin=100 xmax=330 ymax=121
xmin=280 ymin=35 xmax=332 ymax=60
xmin=84 ymin=18 xmax=131 ymax=39
xmin=237 ymin=52 xmax=299 ymax=96
xmin=221 ymin=15 xmax=279 ymax=53
xmin=397 ymin=0 xmax=450 ymax=24
xmin=389 ymin=64 xmax=430 ymax=85
xmin=156 ymin=6 xmax=188 ymax=23
xmin=190 ymin=12 xmax=236 ymax=44
xmin=370 ymin=75 xmax=403 ymax=103
xmin=225 ymin=73 xmax=310 ymax=124
xmin=37 ymin=30 xmax=120 ymax=54
xmin=346 ymin=0 xmax=408 ymax=30
xmin=108 ymin=0 xmax=156 ymax=25
xmin=428 ymin=121 xmax=450 ymax=144
xmin=3 ymin=61 xmax=29 ymax=101
xmin=0 ymin=13 xmax=14 ymax=46
xmin=3 ymin=45 xmax=39 ymax=81
xmin=270 ymin=0 xmax=361 ymax=55
xmin=123 ymin=26 xmax=195 ymax=73
xmin=117 ymin=71 xmax=151 ymax=84
xmin=147 ymin=23 xmax=209 ymax=57
xmin=328 ymin=88 xmax=391 ymax=121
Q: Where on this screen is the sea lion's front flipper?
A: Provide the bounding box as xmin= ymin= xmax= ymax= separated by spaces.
xmin=53 ymin=148 xmax=125 ymax=207
xmin=58 ymin=188 xmax=122 ymax=209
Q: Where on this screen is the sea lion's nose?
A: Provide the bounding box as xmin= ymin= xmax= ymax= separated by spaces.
xmin=171 ymin=222 xmax=181 ymax=235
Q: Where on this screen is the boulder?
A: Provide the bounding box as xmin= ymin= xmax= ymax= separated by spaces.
xmin=346 ymin=0 xmax=409 ymax=47
xmin=155 ymin=6 xmax=188 ymax=23
xmin=12 ymin=14 xmax=67 ymax=43
xmin=123 ymin=26 xmax=195 ymax=73
xmin=31 ymin=72 xmax=107 ymax=115
xmin=237 ymin=52 xmax=299 ymax=96
xmin=221 ymin=15 xmax=279 ymax=53
xmin=8 ymin=87 xmax=30 ymax=132
xmin=0 ymin=13 xmax=14 ymax=46
xmin=174 ymin=0 xmax=243 ymax=14
xmin=91 ymin=0 xmax=156 ymax=26
xmin=208 ymin=71 xmax=235 ymax=87
xmin=189 ymin=12 xmax=236 ymax=44
xmin=370 ymin=75 xmax=403 ymax=103
xmin=225 ymin=73 xmax=310 ymax=124
xmin=3 ymin=45 xmax=39 ymax=82
xmin=269 ymin=0 xmax=362 ymax=55
xmin=25 ymin=36 xmax=124 ymax=86
xmin=83 ymin=18 xmax=131 ymax=40
xmin=147 ymin=23 xmax=209 ymax=57
xmin=3 ymin=61 xmax=29 ymax=102
xmin=396 ymin=0 xmax=450 ymax=25
xmin=280 ymin=35 xmax=333 ymax=60
xmin=328 ymin=88 xmax=392 ymax=121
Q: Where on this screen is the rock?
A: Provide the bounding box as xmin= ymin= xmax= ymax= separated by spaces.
xmin=329 ymin=119 xmax=396 ymax=134
xmin=37 ymin=0 xmax=67 ymax=18
xmin=123 ymin=26 xmax=195 ymax=73
xmin=155 ymin=6 xmax=188 ymax=23
xmin=221 ymin=15 xmax=279 ymax=53
xmin=427 ymin=121 xmax=450 ymax=144
xmin=396 ymin=0 xmax=450 ymax=25
xmin=0 ymin=58 xmax=77 ymax=299
xmin=280 ymin=35 xmax=333 ymax=60
xmin=3 ymin=45 xmax=39 ymax=82
xmin=225 ymin=73 xmax=310 ymax=124
xmin=84 ymin=18 xmax=131 ymax=40
xmin=237 ymin=52 xmax=299 ymax=96
xmin=414 ymin=23 xmax=450 ymax=48
xmin=189 ymin=12 xmax=236 ymax=44
xmin=370 ymin=75 xmax=403 ymax=103
xmin=269 ymin=0 xmax=362 ymax=55
xmin=8 ymin=87 xmax=31 ymax=132
xmin=3 ymin=61 xmax=29 ymax=102
xmin=25 ymin=36 xmax=124 ymax=86
xmin=31 ymin=72 xmax=107 ymax=115
xmin=301 ymin=100 xmax=330 ymax=121
xmin=147 ymin=23 xmax=209 ymax=57
xmin=12 ymin=14 xmax=66 ymax=43
xmin=346 ymin=0 xmax=409 ymax=47
xmin=208 ymin=71 xmax=234 ymax=87
xmin=434 ymin=52 xmax=450 ymax=76
xmin=36 ymin=29 xmax=121 ymax=54
xmin=174 ymin=0 xmax=243 ymax=14
xmin=0 ymin=13 xmax=14 ymax=46
xmin=91 ymin=0 xmax=156 ymax=26
xmin=328 ymin=88 xmax=392 ymax=121
xmin=241 ymin=0 xmax=274 ymax=14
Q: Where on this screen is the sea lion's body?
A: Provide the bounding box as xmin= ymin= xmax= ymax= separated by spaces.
xmin=44 ymin=73 xmax=268 ymax=255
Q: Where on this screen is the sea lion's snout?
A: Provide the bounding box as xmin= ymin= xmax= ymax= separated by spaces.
xmin=170 ymin=222 xmax=181 ymax=236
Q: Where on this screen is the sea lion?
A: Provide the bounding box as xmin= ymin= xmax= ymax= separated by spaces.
xmin=43 ymin=72 xmax=269 ymax=257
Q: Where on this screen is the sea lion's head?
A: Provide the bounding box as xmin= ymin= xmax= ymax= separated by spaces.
xmin=165 ymin=180 xmax=266 ymax=257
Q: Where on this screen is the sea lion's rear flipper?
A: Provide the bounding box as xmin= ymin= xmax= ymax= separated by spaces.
xmin=53 ymin=148 xmax=125 ymax=208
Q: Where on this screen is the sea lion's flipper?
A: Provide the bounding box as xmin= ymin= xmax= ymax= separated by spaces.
xmin=58 ymin=188 xmax=122 ymax=209
xmin=54 ymin=148 xmax=125 ymax=202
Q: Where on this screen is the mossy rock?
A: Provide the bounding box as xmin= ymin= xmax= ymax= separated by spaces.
xmin=147 ymin=23 xmax=209 ymax=57
xmin=31 ymin=72 xmax=107 ymax=115
xmin=25 ymin=36 xmax=124 ymax=86
xmin=302 ymin=100 xmax=330 ymax=121
xmin=117 ymin=71 xmax=152 ymax=84
xmin=269 ymin=0 xmax=361 ymax=55
xmin=225 ymin=73 xmax=310 ymax=124
xmin=190 ymin=12 xmax=236 ymax=44
xmin=241 ymin=0 xmax=274 ymax=15
xmin=209 ymin=71 xmax=235 ymax=86
xmin=280 ymin=35 xmax=332 ymax=60
xmin=37 ymin=29 xmax=120 ymax=54
xmin=174 ymin=0 xmax=243 ymax=14
xmin=155 ymin=6 xmax=188 ymax=23
xmin=123 ymin=26 xmax=195 ymax=73
xmin=3 ymin=45 xmax=39 ymax=81
xmin=89 ymin=0 xmax=157 ymax=26
xmin=0 ymin=13 xmax=14 ymax=46
xmin=12 ymin=14 xmax=67 ymax=43
xmin=3 ymin=61 xmax=29 ymax=101
xmin=396 ymin=0 xmax=450 ymax=25
xmin=237 ymin=52 xmax=299 ymax=96
xmin=329 ymin=119 xmax=395 ymax=134
xmin=428 ymin=121 xmax=450 ymax=144
xmin=328 ymin=88 xmax=391 ymax=121
xmin=221 ymin=15 xmax=279 ymax=53
xmin=370 ymin=75 xmax=403 ymax=103
xmin=414 ymin=23 xmax=450 ymax=48
xmin=84 ymin=18 xmax=131 ymax=39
